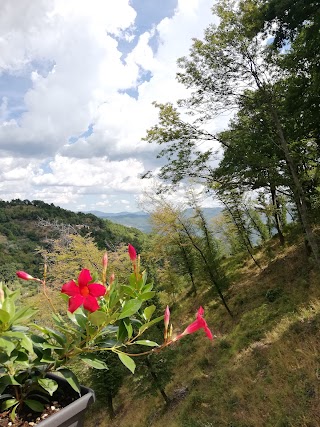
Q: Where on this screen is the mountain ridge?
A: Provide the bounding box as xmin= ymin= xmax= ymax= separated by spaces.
xmin=86 ymin=207 xmax=223 ymax=233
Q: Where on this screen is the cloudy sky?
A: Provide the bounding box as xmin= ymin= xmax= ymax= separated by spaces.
xmin=0 ymin=0 xmax=222 ymax=213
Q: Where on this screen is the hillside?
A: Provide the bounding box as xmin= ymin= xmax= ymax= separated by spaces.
xmin=87 ymin=229 xmax=320 ymax=427
xmin=0 ymin=199 xmax=145 ymax=281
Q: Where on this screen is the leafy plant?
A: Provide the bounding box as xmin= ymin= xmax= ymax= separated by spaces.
xmin=0 ymin=244 xmax=213 ymax=421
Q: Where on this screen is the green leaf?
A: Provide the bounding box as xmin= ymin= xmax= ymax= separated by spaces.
xmin=117 ymin=320 xmax=128 ymax=342
xmin=11 ymin=306 xmax=37 ymax=324
xmin=88 ymin=311 xmax=108 ymax=327
xmin=139 ymin=315 xmax=164 ymax=334
xmin=118 ymin=353 xmax=136 ymax=373
xmin=10 ymin=402 xmax=19 ymax=421
xmin=123 ymin=318 xmax=133 ymax=339
xmin=120 ymin=285 xmax=137 ymax=298
xmin=38 ymin=378 xmax=58 ymax=396
xmin=118 ymin=299 xmax=142 ymax=320
xmin=142 ymin=283 xmax=153 ymax=293
xmin=138 ymin=291 xmax=155 ymax=301
xmin=15 ymin=351 xmax=28 ymax=362
xmin=1 ymin=398 xmax=18 ymax=411
xmin=143 ymin=305 xmax=156 ymax=321
xmin=141 ymin=270 xmax=148 ymax=287
xmin=40 ymin=349 xmax=56 ymax=363
xmin=2 ymin=298 xmax=15 ymax=318
xmin=135 ymin=340 xmax=159 ymax=347
xmin=25 ymin=399 xmax=44 ymax=412
xmin=0 ymin=337 xmax=15 ymax=356
xmin=80 ymin=354 xmax=108 ymax=369
xmin=0 ymin=375 xmax=20 ymax=394
xmin=75 ymin=313 xmax=87 ymax=329
xmin=20 ymin=335 xmax=34 ymax=354
xmin=0 ymin=309 xmax=10 ymax=324
xmin=97 ymin=338 xmax=118 ymax=348
xmin=57 ymin=369 xmax=81 ymax=394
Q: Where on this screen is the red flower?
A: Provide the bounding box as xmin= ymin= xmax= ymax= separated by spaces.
xmin=128 ymin=244 xmax=137 ymax=261
xmin=61 ymin=269 xmax=106 ymax=313
xmin=179 ymin=307 xmax=213 ymax=340
xmin=16 ymin=271 xmax=40 ymax=281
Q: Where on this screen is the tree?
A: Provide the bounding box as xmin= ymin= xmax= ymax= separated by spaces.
xmin=145 ymin=0 xmax=319 ymax=263
xmin=88 ymin=351 xmax=126 ymax=419
xmin=143 ymin=193 xmax=233 ymax=317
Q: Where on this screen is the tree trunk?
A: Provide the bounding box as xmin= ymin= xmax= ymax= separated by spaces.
xmin=177 ymin=218 xmax=234 ymax=318
xmin=145 ymin=358 xmax=170 ymax=405
xmin=270 ymin=184 xmax=285 ymax=246
xmin=270 ymin=106 xmax=319 ymax=264
xmin=106 ymin=392 xmax=115 ymax=419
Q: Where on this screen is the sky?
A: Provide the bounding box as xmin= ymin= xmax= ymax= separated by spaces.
xmin=0 ymin=0 xmax=223 ymax=213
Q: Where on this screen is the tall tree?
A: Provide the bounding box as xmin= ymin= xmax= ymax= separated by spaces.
xmin=145 ymin=0 xmax=319 ymax=263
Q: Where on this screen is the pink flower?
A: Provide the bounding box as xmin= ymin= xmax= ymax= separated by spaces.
xmin=16 ymin=271 xmax=39 ymax=281
xmin=164 ymin=306 xmax=170 ymax=330
xmin=128 ymin=244 xmax=137 ymax=261
xmin=179 ymin=307 xmax=213 ymax=340
xmin=61 ymin=269 xmax=106 ymax=313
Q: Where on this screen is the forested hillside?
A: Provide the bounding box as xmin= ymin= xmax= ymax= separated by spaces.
xmin=0 ymin=199 xmax=144 ymax=282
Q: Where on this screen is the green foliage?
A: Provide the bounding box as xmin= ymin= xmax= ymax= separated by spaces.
xmin=0 ymin=250 xmax=164 ymax=420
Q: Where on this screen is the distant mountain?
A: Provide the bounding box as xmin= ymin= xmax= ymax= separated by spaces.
xmin=86 ymin=211 xmax=151 ymax=233
xmin=88 ymin=207 xmax=223 ymax=233
xmin=88 ymin=210 xmax=148 ymax=219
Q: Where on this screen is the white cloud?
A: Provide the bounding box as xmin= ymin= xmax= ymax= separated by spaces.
xmin=0 ymin=0 xmax=221 ymax=212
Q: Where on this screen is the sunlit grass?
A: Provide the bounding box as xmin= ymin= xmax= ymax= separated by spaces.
xmin=85 ymin=231 xmax=320 ymax=427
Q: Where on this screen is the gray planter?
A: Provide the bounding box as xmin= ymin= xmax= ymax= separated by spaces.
xmin=38 ymin=374 xmax=95 ymax=427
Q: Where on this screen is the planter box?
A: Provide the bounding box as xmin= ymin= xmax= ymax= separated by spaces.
xmin=38 ymin=374 xmax=95 ymax=427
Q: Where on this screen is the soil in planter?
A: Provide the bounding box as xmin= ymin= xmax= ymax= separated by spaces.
xmin=0 ymin=385 xmax=80 ymax=427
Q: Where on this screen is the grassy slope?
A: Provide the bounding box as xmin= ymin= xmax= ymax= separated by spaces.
xmin=90 ymin=230 xmax=320 ymax=427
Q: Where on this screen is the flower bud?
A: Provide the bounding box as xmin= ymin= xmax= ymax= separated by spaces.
xmin=164 ymin=306 xmax=170 ymax=330
xmin=16 ymin=271 xmax=37 ymax=281
xmin=164 ymin=305 xmax=170 ymax=341
xmin=128 ymin=244 xmax=137 ymax=261
xmin=109 ymin=272 xmax=115 ymax=285
xmin=102 ymin=252 xmax=108 ymax=271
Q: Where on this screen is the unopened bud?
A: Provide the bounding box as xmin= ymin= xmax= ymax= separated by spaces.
xmin=128 ymin=244 xmax=137 ymax=261
xmin=102 ymin=252 xmax=108 ymax=271
xmin=109 ymin=272 xmax=115 ymax=285
xmin=164 ymin=305 xmax=170 ymax=331
xmin=16 ymin=271 xmax=39 ymax=281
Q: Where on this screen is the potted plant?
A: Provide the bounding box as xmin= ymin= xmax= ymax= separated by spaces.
xmin=0 ymin=244 xmax=213 ymax=425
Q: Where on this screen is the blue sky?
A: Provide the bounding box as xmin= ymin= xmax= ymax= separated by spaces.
xmin=0 ymin=0 xmax=220 ymax=213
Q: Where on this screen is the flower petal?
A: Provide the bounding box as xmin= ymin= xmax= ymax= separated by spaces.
xmin=83 ymin=295 xmax=100 ymax=312
xmin=183 ymin=317 xmax=205 ymax=335
xmin=61 ymin=280 xmax=79 ymax=296
xmin=78 ymin=269 xmax=92 ymax=288
xmin=197 ymin=306 xmax=205 ymax=318
xmin=204 ymin=325 xmax=213 ymax=340
xmin=68 ymin=294 xmax=85 ymax=313
xmin=88 ymin=283 xmax=106 ymax=297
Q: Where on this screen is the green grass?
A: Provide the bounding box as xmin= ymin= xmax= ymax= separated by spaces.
xmin=85 ymin=230 xmax=320 ymax=427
